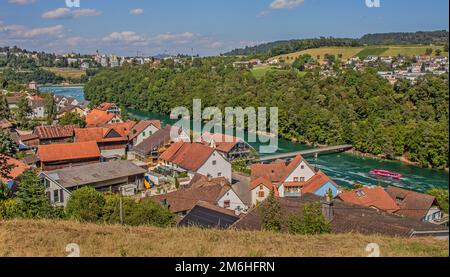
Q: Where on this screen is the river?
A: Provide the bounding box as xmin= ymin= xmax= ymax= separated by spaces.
xmin=39 ymin=86 xmax=449 ymax=192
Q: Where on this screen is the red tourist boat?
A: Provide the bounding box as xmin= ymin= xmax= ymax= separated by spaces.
xmin=370 ymin=169 xmax=402 ymax=180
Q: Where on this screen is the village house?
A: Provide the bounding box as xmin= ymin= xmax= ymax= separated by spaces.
xmin=198 ymin=132 xmax=254 ymax=161
xmin=178 ymin=201 xmax=241 ymax=229
xmin=28 ymin=97 xmax=46 ymax=119
xmin=54 ymin=95 xmax=79 ymax=112
xmin=74 ymin=126 xmax=129 ymax=158
xmin=231 ymin=194 xmax=449 ymax=239
xmin=56 ymin=105 xmax=87 ymax=120
xmin=149 ymin=177 xmax=247 ymax=216
xmin=28 ymin=81 xmax=38 ymax=90
xmin=85 ymin=109 xmax=123 ymax=127
xmin=338 ymin=186 xmax=400 ymax=214
xmin=159 ymin=142 xmax=232 ymax=182
xmin=128 ymin=120 xmax=161 ymax=147
xmin=40 ymin=160 xmax=147 ymax=207
xmin=129 ymin=125 xmax=172 ymax=166
xmin=0 ymin=119 xmax=13 ymax=131
xmin=33 ymin=125 xmax=76 ymax=145
xmin=6 ymin=95 xmax=20 ymax=109
xmin=386 ymin=186 xmax=445 ymax=224
xmin=97 ymin=102 xmax=121 ymax=114
xmin=249 ymin=155 xmax=340 ymax=206
xmin=37 ymin=141 xmax=101 ymax=171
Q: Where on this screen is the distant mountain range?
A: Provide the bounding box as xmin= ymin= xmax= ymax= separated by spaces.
xmin=224 ymin=30 xmax=449 ymax=57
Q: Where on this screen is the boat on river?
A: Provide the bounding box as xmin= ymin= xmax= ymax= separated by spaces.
xmin=370 ymin=169 xmax=402 ymax=180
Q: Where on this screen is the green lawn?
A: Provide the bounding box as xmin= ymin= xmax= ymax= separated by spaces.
xmin=357 ymin=47 xmax=389 ymax=59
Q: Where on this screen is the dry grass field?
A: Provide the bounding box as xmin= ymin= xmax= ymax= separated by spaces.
xmin=275 ymin=45 xmax=448 ymax=64
xmin=44 ymin=67 xmax=86 ymax=79
xmin=0 ymin=219 xmax=448 ymax=257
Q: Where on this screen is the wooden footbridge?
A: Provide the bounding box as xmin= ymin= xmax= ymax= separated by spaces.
xmin=259 ymin=144 xmax=353 ymax=163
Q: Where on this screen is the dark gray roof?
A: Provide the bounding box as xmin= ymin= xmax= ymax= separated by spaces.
xmin=178 ymin=201 xmax=240 ymax=229
xmin=42 ymin=160 xmax=146 ymax=189
xmin=133 ymin=125 xmax=172 ymax=156
xmin=231 ymin=194 xmax=448 ymax=238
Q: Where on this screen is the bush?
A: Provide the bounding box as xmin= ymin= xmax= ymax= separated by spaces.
xmin=102 ymin=195 xmax=175 ymax=227
xmin=287 ymin=202 xmax=331 ymax=235
xmin=0 ymin=199 xmax=19 ymax=219
xmin=427 ymin=188 xmax=449 ymax=214
xmin=260 ymin=190 xmax=282 ymax=232
xmin=66 ymin=187 xmax=106 ymax=222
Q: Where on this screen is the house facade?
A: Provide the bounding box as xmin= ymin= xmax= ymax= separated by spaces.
xmin=160 ymin=142 xmax=232 ymax=182
xmin=40 ymin=160 xmax=146 ymax=207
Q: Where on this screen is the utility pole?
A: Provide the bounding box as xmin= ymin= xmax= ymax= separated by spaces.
xmin=119 ymin=186 xmax=124 ymax=225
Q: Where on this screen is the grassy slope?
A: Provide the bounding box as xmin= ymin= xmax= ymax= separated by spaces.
xmin=274 ymin=45 xmax=448 ymax=64
xmin=0 ymin=219 xmax=448 ymax=257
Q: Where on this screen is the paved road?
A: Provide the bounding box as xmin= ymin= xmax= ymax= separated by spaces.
xmin=231 ymin=172 xmax=252 ymax=207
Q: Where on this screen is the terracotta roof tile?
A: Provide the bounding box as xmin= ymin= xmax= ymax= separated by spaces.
xmin=160 ymin=142 xmax=215 ymax=172
xmin=74 ymin=127 xmax=128 ymax=143
xmin=301 ymin=171 xmax=338 ymax=194
xmin=338 ymin=186 xmax=400 ymax=213
xmin=129 ymin=120 xmax=161 ymax=140
xmin=250 ymin=177 xmax=274 ymax=190
xmin=37 ymin=141 xmax=101 ymax=163
xmin=0 ymin=155 xmax=30 ymax=183
xmin=105 ymin=121 xmax=137 ymax=137
xmin=85 ymin=109 xmax=118 ymax=127
xmin=33 ymin=125 xmax=76 ymax=140
xmin=386 ymin=186 xmax=438 ymax=220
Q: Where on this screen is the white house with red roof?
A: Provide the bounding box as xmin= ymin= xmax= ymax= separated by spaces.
xmin=250 ymin=155 xmax=340 ymax=206
xmin=160 ymin=142 xmax=232 ymax=182
xmin=198 ymin=132 xmax=254 ymax=160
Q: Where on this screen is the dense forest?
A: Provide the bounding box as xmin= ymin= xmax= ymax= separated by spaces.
xmin=0 ymin=68 xmax=63 ymax=85
xmin=84 ymin=59 xmax=449 ymax=169
xmin=225 ymin=30 xmax=449 ymax=57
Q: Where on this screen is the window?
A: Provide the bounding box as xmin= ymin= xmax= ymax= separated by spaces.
xmin=258 ymin=191 xmax=265 ymax=198
xmin=142 ymin=131 xmax=146 ymax=137
xmin=301 ymin=165 xmax=305 ymax=169
xmin=224 ymin=200 xmax=231 ymax=208
xmin=53 ymin=190 xmax=59 ymax=203
xmin=259 ymin=185 xmax=263 ymax=190
xmin=300 ymin=177 xmax=305 ymax=182
xmin=59 ymin=189 xmax=64 ymax=203
xmin=294 ymin=177 xmax=299 ymax=182
xmin=218 ymin=172 xmax=222 ymax=177
xmin=212 ymin=160 xmax=217 ymax=165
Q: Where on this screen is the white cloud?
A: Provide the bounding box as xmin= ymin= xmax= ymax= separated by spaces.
xmin=0 ymin=23 xmax=64 ymax=38
xmin=42 ymin=8 xmax=102 ymax=19
xmin=130 ymin=8 xmax=144 ymax=15
xmin=154 ymin=32 xmax=196 ymax=44
xmin=270 ymin=0 xmax=305 ymax=9
xmin=8 ymin=0 xmax=37 ymax=5
xmin=103 ymin=31 xmax=150 ymax=46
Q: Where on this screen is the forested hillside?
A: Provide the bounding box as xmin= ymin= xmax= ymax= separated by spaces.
xmin=225 ymin=30 xmax=449 ymax=57
xmin=84 ymin=60 xmax=449 ymax=169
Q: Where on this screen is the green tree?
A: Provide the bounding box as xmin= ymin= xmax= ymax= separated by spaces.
xmin=0 ymin=199 xmax=19 ymax=219
xmin=260 ymin=189 xmax=282 ymax=232
xmin=59 ymin=112 xmax=86 ymax=127
xmin=0 ymin=94 xmax=11 ymax=120
xmin=427 ymin=188 xmax=449 ymax=214
xmin=102 ymin=195 xmax=175 ymax=227
xmin=425 ymin=48 xmax=433 ymax=56
xmin=0 ymin=130 xmax=16 ymax=156
xmin=435 ymin=49 xmax=442 ymax=56
xmin=15 ymin=170 xmax=54 ymax=219
xmin=44 ymin=94 xmax=55 ymax=125
xmin=66 ymin=186 xmax=106 ymax=222
xmin=0 ymin=182 xmax=11 ymax=201
xmin=287 ymin=201 xmax=331 ymax=235
xmin=16 ymin=96 xmax=32 ymax=127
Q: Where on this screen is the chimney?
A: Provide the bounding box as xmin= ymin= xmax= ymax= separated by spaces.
xmin=321 ymin=196 xmax=334 ymax=221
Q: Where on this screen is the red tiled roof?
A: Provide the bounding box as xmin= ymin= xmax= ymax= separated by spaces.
xmin=160 ymin=142 xmax=215 ymax=172
xmin=250 ymin=162 xmax=287 ymax=184
xmin=199 ymin=132 xmax=242 ymax=153
xmin=250 ymin=177 xmax=274 ymax=190
xmin=74 ymin=127 xmax=128 ymax=143
xmin=0 ymin=155 xmax=30 ymax=182
xmin=33 ymin=125 xmax=76 ymax=140
xmin=338 ymin=186 xmax=400 ymax=213
xmin=97 ymin=102 xmax=115 ymax=111
xmin=37 ymin=141 xmax=101 ymax=162
xmin=85 ymin=109 xmax=118 ymax=127
xmin=0 ymin=119 xmax=12 ymax=129
xmin=129 ymin=120 xmax=161 ymax=140
xmin=386 ymin=186 xmax=438 ymax=220
xmin=301 ymin=171 xmax=338 ymax=194
xmin=104 ymin=121 xmax=136 ymax=137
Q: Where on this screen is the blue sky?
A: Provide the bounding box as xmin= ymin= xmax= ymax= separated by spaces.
xmin=0 ymin=0 xmax=448 ymax=56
